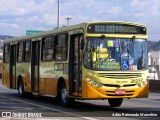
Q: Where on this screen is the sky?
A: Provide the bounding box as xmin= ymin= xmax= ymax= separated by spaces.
xmin=0 ymin=0 xmax=160 ymax=41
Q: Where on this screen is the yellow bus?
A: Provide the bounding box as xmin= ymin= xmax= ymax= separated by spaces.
xmin=2 ymin=21 xmax=149 ymax=107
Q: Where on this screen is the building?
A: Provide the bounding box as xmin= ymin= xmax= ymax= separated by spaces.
xmin=148 ymin=50 xmax=160 ymax=79
xmin=148 ymin=50 xmax=160 ymax=66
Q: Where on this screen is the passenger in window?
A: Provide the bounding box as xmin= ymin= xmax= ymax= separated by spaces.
xmin=18 ymin=52 xmax=23 ymax=62
xmin=47 ymin=48 xmax=53 ymax=60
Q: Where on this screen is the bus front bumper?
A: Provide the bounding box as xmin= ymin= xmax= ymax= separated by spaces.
xmin=82 ymin=80 xmax=149 ymax=99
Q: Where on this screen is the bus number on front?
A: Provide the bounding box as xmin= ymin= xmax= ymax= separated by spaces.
xmin=131 ymin=78 xmax=143 ymax=84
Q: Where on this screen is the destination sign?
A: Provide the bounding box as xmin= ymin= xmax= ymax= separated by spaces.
xmin=87 ymin=24 xmax=146 ymax=34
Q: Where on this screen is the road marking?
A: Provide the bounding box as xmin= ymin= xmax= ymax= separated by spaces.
xmin=0 ymin=95 xmax=79 ymax=116
xmin=82 ymin=117 xmax=99 ymax=120
xmin=0 ymin=95 xmax=98 ymax=120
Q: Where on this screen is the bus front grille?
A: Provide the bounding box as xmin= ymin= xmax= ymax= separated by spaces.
xmin=97 ymin=73 xmax=142 ymax=79
xmin=103 ymin=84 xmax=137 ymax=87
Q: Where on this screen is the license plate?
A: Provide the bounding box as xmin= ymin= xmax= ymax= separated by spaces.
xmin=115 ymin=90 xmax=126 ymax=94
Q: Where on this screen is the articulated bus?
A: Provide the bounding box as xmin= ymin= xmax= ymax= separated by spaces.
xmin=2 ymin=21 xmax=149 ymax=107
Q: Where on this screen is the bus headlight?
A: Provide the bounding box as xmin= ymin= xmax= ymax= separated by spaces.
xmin=86 ymin=79 xmax=103 ymax=88
xmin=138 ymin=83 xmax=142 ymax=87
xmin=97 ymin=83 xmax=103 ymax=88
xmin=142 ymin=81 xmax=146 ymax=85
xmin=86 ymin=78 xmax=91 ymax=82
xmin=91 ymin=81 xmax=97 ymax=85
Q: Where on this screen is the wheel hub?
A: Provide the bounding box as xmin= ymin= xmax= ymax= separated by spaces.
xmin=61 ymin=89 xmax=67 ymax=103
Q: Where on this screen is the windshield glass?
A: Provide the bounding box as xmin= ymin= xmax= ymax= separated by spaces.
xmin=84 ymin=37 xmax=148 ymax=70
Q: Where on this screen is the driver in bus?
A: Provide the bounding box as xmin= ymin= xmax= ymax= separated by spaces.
xmin=92 ymin=44 xmax=109 ymax=62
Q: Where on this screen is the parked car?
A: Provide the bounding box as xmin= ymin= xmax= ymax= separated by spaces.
xmin=148 ymin=67 xmax=158 ymax=80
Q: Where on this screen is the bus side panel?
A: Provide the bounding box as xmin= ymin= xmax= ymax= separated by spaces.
xmin=25 ymin=63 xmax=31 ymax=92
xmin=39 ymin=78 xmax=45 ymax=94
xmin=16 ymin=63 xmax=31 ymax=92
xmin=2 ymin=63 xmax=10 ymax=88
xmin=45 ymin=78 xmax=57 ymax=96
xmin=40 ymin=62 xmax=57 ymax=96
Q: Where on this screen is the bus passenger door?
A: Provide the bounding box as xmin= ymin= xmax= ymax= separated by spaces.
xmin=69 ymin=34 xmax=83 ymax=97
xmin=10 ymin=45 xmax=16 ymax=89
xmin=31 ymin=41 xmax=40 ymax=92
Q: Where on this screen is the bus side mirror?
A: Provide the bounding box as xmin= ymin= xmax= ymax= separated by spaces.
xmin=81 ymin=39 xmax=84 ymax=50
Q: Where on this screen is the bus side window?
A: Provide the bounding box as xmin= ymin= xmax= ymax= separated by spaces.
xmin=24 ymin=40 xmax=31 ymax=62
xmin=41 ymin=36 xmax=54 ymax=61
xmin=17 ymin=41 xmax=24 ymax=62
xmin=55 ymin=34 xmax=68 ymax=60
xmin=4 ymin=44 xmax=10 ymax=63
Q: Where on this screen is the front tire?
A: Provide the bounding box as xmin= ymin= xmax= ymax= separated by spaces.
xmin=60 ymin=83 xmax=75 ymax=107
xmin=108 ymin=98 xmax=123 ymax=107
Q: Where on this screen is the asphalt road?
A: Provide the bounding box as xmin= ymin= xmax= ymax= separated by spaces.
xmin=0 ymin=79 xmax=160 ymax=120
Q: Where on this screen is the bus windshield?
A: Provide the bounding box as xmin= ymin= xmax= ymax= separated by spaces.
xmin=84 ymin=37 xmax=148 ymax=71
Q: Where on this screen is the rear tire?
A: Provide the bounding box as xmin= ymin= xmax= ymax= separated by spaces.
xmin=108 ymin=98 xmax=123 ymax=107
xmin=18 ymin=79 xmax=26 ymax=98
xmin=60 ymin=83 xmax=75 ymax=107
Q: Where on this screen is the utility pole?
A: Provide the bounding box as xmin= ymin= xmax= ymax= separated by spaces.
xmin=57 ymin=0 xmax=60 ymax=28
xmin=66 ymin=17 xmax=72 ymax=26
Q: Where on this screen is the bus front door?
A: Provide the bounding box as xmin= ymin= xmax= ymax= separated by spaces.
xmin=10 ymin=45 xmax=16 ymax=89
xmin=31 ymin=41 xmax=40 ymax=92
xmin=69 ymin=34 xmax=83 ymax=97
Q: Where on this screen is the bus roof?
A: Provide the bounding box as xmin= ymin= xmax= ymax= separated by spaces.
xmin=3 ymin=23 xmax=87 ymax=44
xmin=3 ymin=21 xmax=146 ymax=44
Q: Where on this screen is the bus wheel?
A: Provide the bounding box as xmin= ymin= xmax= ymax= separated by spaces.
xmin=18 ymin=80 xmax=25 ymax=98
xmin=108 ymin=98 xmax=123 ymax=107
xmin=60 ymin=83 xmax=74 ymax=107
